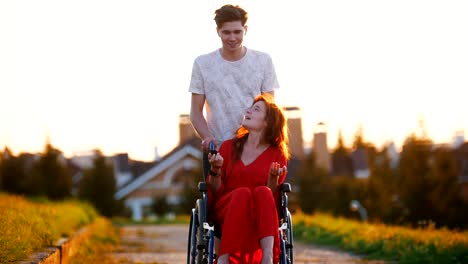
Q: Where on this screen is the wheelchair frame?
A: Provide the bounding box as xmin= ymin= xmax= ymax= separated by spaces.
xmin=187 ymin=180 xmax=294 ymax=264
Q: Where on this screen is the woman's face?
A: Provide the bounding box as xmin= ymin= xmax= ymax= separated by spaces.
xmin=242 ymin=101 xmax=267 ymax=131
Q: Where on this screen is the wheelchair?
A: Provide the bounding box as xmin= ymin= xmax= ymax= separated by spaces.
xmin=187 ymin=162 xmax=294 ymax=264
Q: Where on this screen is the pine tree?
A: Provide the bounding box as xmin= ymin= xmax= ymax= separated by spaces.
xmin=365 ymin=146 xmax=401 ymax=223
xmin=428 ymin=147 xmax=466 ymax=228
xmin=0 ymin=148 xmax=20 ymax=194
xmin=331 ymin=130 xmax=354 ymax=177
xmin=35 ymin=143 xmax=71 ymax=200
xmin=1 ymin=148 xmax=47 ymax=196
xmin=296 ymin=152 xmax=330 ymax=214
xmin=397 ymin=133 xmax=433 ymax=225
xmin=78 ymin=150 xmax=117 ymax=217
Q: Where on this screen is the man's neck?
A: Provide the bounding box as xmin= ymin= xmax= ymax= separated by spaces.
xmin=221 ymin=46 xmax=246 ymax=61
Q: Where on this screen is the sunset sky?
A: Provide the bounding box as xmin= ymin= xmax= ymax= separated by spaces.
xmin=1 ymin=0 xmax=467 ymax=161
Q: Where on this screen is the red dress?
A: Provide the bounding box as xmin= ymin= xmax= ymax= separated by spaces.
xmin=207 ymin=139 xmax=287 ymax=264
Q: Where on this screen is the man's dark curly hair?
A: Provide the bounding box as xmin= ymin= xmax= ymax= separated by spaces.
xmin=214 ymin=4 xmax=248 ymax=28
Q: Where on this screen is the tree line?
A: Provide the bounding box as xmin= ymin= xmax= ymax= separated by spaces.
xmin=2 ymin=130 xmax=467 ymax=229
xmin=0 ymin=141 xmax=200 ymax=219
xmin=295 ymin=130 xmax=468 ymax=230
xmin=0 ymin=143 xmax=120 ymax=217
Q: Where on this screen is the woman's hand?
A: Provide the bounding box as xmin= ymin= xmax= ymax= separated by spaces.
xmin=207 ymin=152 xmax=223 ymax=193
xmin=267 ymin=162 xmax=287 ymax=192
xmin=208 ymin=152 xmax=224 ymax=175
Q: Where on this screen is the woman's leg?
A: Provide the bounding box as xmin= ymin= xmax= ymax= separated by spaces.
xmin=253 ymin=186 xmax=279 ymax=264
xmin=260 ymin=236 xmax=274 ymax=264
xmin=217 ymin=254 xmax=229 ymax=264
xmin=218 ymin=187 xmax=253 ymax=257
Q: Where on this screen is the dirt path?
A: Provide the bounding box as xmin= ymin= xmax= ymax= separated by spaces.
xmin=110 ymin=224 xmax=388 ymax=264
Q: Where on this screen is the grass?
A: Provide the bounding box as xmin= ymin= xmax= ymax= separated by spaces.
xmin=70 ymin=217 xmax=120 ymax=264
xmin=0 ymin=192 xmax=98 ymax=263
xmin=293 ymin=212 xmax=468 ymax=263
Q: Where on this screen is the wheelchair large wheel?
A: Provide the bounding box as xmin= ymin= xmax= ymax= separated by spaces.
xmin=187 ymin=208 xmax=198 ymax=264
xmin=196 ymin=198 xmax=207 ymax=264
xmin=284 ymin=211 xmax=294 ymax=264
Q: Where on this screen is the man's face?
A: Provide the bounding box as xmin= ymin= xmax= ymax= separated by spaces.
xmin=217 ymin=21 xmax=247 ymax=52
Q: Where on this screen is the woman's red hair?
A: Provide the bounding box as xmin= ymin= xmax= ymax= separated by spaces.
xmin=232 ymin=94 xmax=290 ymax=160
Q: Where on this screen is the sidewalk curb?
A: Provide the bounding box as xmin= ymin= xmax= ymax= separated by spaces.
xmin=17 ymin=225 xmax=91 ymax=264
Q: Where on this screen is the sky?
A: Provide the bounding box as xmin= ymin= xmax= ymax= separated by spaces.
xmin=1 ymin=0 xmax=467 ymax=162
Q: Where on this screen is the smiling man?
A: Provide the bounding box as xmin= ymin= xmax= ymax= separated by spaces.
xmin=189 ymin=4 xmax=280 ymax=178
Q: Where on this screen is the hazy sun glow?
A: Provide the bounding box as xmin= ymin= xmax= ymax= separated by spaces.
xmin=1 ymin=0 xmax=467 ymax=161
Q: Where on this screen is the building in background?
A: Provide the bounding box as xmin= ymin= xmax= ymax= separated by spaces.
xmin=313 ymin=122 xmax=331 ymax=172
xmin=113 ymin=115 xmax=201 ymax=221
xmin=113 ymin=153 xmax=133 ymax=188
xmin=283 ymin=106 xmax=305 ymax=160
xmin=179 ymin=114 xmax=198 ymax=145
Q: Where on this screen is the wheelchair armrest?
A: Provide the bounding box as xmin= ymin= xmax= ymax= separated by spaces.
xmin=280 ymin=183 xmax=291 ymax=193
xmin=198 ymin=182 xmax=207 ymax=192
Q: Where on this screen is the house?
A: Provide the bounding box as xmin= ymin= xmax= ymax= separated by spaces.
xmin=114 ymin=138 xmax=202 ymax=221
xmin=114 ymin=114 xmax=202 ymax=221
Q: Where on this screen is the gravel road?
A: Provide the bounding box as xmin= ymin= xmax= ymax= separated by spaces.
xmin=111 ymin=224 xmax=389 ymax=264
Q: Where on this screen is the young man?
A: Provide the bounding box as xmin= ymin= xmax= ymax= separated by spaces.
xmin=189 ymin=4 xmax=280 ymax=176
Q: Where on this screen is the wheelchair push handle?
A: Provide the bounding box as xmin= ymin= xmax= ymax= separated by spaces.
xmin=209 ymin=141 xmax=218 ymax=155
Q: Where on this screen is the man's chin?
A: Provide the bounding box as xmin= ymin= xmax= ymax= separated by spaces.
xmin=224 ymin=45 xmax=242 ymax=51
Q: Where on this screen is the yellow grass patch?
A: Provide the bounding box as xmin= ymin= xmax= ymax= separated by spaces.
xmin=0 ymin=192 xmax=97 ymax=263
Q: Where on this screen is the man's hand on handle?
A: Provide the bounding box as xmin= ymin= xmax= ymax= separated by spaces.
xmin=201 ymin=136 xmax=216 ymax=153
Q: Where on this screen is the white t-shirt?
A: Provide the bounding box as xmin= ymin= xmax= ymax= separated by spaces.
xmin=189 ymin=48 xmax=280 ymax=145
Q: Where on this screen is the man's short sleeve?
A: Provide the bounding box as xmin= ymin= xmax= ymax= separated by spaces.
xmin=261 ymin=55 xmax=280 ymax=93
xmin=189 ymin=59 xmax=204 ymax=94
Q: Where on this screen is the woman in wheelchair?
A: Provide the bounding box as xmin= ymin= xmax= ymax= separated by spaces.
xmin=207 ymin=94 xmax=289 ymax=264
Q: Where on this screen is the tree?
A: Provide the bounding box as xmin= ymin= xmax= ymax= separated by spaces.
xmin=1 ymin=148 xmax=51 ymax=196
xmin=178 ymin=166 xmax=203 ymax=214
xmin=1 ymin=148 xmax=17 ymax=193
xmin=153 ymin=196 xmax=170 ymax=218
xmin=34 ymin=143 xmax=71 ymax=200
xmin=296 ymin=152 xmax=330 ymax=214
xmin=0 ymin=148 xmax=24 ymax=194
xmin=428 ymin=147 xmax=467 ymax=228
xmin=397 ymin=133 xmax=433 ymax=225
xmin=331 ymin=130 xmax=353 ymax=177
xmin=0 ymin=149 xmax=2 ymax=190
xmin=328 ymin=176 xmax=365 ymax=219
xmin=78 ymin=150 xmax=117 ymax=217
xmin=352 ymin=125 xmax=366 ymax=150
xmin=365 ymin=146 xmax=402 ymax=223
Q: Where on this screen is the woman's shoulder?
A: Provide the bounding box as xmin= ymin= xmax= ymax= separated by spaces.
xmin=268 ymin=145 xmax=288 ymax=161
xmin=219 ymin=139 xmax=234 ymax=161
xmin=220 ymin=139 xmax=234 ymax=149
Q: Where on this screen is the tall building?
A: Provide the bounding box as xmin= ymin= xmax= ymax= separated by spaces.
xmin=313 ymin=122 xmax=331 ymax=172
xmin=179 ymin=114 xmax=198 ymax=144
xmin=283 ymin=106 xmax=304 ymax=160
